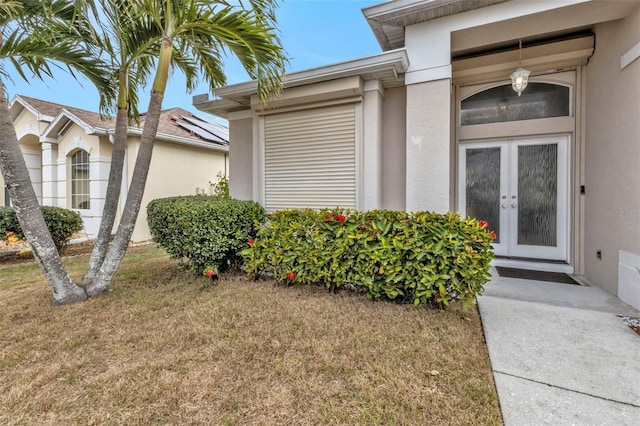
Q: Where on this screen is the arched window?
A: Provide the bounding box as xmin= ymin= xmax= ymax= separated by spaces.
xmin=460 ymin=83 xmax=570 ymax=126
xmin=70 ymin=150 xmax=90 ymax=209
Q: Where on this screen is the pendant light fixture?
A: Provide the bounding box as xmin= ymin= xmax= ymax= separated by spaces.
xmin=510 ymin=39 xmax=530 ymax=97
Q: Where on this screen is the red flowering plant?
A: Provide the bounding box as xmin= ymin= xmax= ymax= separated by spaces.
xmin=477 ymin=220 xmax=497 ymax=241
xmin=242 ymin=209 xmax=495 ymax=309
xmin=322 ymin=212 xmax=348 ymax=224
xmin=203 ymin=266 xmax=218 ymax=281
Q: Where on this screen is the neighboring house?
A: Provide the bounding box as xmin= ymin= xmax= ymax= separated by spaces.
xmin=193 ymin=0 xmax=640 ymax=309
xmin=2 ymin=95 xmax=229 ymax=241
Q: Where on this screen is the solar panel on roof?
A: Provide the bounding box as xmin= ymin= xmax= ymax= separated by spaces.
xmin=175 ymin=121 xmax=227 ymax=145
xmin=180 ymin=115 xmax=229 ymax=142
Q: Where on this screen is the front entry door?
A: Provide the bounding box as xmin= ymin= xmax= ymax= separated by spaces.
xmin=459 ymin=136 xmax=569 ymax=261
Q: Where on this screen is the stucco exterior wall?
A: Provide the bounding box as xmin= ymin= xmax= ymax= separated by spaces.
xmin=19 ymin=137 xmax=42 ymax=204
xmin=405 ymin=79 xmax=451 ymax=213
xmin=0 ymin=171 xmax=4 ymax=206
xmin=584 ymin=5 xmax=640 ymax=295
xmin=363 ymin=81 xmax=384 ymax=210
xmin=132 ymin=140 xmax=227 ymax=241
xmin=3 ymin=110 xmax=46 ymax=206
xmin=56 ymin=128 xmax=104 ymax=234
xmin=381 ymin=86 xmax=406 ymax=210
xmin=228 ymin=117 xmax=254 ymax=201
xmin=13 ymin=109 xmax=47 ymax=138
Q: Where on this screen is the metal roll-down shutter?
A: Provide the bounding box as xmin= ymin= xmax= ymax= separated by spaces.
xmin=264 ymin=104 xmax=356 ymax=211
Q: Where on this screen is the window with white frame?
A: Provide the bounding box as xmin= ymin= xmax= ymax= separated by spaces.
xmin=70 ymin=149 xmax=90 ymax=209
xmin=460 ymin=83 xmax=570 ymax=126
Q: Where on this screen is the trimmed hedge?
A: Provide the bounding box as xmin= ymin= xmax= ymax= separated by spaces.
xmin=147 ymin=196 xmax=266 ymax=274
xmin=241 ymin=209 xmax=495 ymax=308
xmin=0 ymin=206 xmax=83 ymax=250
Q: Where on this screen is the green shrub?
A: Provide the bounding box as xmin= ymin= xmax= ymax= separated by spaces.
xmin=0 ymin=206 xmax=83 ymax=250
xmin=0 ymin=207 xmax=21 ymax=238
xmin=41 ymin=207 xmax=84 ymax=250
xmin=147 ymin=196 xmax=266 ymax=274
xmin=242 ymin=209 xmax=495 ymax=309
xmin=212 ymin=172 xmax=230 ymax=199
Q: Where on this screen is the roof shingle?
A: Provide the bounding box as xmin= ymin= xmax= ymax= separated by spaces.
xmin=15 ymin=95 xmax=228 ymax=146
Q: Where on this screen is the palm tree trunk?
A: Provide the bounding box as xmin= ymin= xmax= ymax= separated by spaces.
xmin=80 ymin=106 xmax=128 ymax=286
xmin=86 ymin=91 xmax=164 ymax=296
xmin=0 ymin=82 xmax=86 ymax=305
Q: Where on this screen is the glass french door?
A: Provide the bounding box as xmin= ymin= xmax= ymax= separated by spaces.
xmin=459 ymin=136 xmax=569 ymax=260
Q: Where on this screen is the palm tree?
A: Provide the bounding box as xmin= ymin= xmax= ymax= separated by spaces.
xmin=85 ymin=0 xmax=286 ymax=296
xmin=0 ymin=0 xmax=286 ymax=303
xmin=0 ymin=0 xmax=113 ymax=304
xmin=79 ymin=1 xmax=158 ymax=286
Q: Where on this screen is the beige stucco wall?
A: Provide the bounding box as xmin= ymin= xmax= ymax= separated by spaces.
xmin=584 ymin=5 xmax=640 ymax=294
xmin=13 ymin=110 xmax=46 ymax=138
xmin=228 ymin=117 xmax=254 ymax=201
xmin=405 ymin=79 xmax=451 ymax=213
xmin=8 ymin=111 xmax=45 ymax=206
xmin=0 ymin=166 xmax=5 ymax=206
xmin=363 ymin=82 xmax=384 ymax=210
xmin=381 ymin=86 xmax=407 ymax=210
xmin=132 ymin=140 xmax=227 ymax=241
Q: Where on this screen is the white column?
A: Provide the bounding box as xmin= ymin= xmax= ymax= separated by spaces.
xmin=404 ymin=23 xmax=452 ymax=213
xmin=56 ymin=158 xmax=67 ymax=208
xmin=405 ymin=79 xmax=451 ymax=213
xmin=21 ymin=147 xmax=42 ymax=204
xmin=362 ymin=80 xmax=384 ymax=211
xmin=41 ymin=142 xmax=57 ymax=206
xmin=89 ymin=155 xmax=110 ymax=215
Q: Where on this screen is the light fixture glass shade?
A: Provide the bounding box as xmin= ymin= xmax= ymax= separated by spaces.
xmin=510 ymin=67 xmax=531 ymax=97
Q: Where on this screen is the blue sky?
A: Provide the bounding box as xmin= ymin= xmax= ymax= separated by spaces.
xmin=5 ymin=0 xmax=383 ymax=118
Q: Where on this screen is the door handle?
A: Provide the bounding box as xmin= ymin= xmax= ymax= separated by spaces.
xmin=511 ymin=203 xmax=517 ymax=208
xmin=502 ymin=203 xmax=507 ymax=209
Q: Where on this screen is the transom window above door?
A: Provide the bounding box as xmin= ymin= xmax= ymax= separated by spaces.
xmin=460 ymin=83 xmax=570 ymax=126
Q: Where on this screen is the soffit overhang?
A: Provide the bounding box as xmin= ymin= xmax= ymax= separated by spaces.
xmin=363 ymin=0 xmax=638 ymax=54
xmin=363 ymin=0 xmax=510 ymax=51
xmin=193 ymin=49 xmax=409 ymax=119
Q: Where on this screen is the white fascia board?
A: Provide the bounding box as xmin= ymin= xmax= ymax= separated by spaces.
xmin=41 ymin=109 xmax=108 ymax=141
xmin=363 ymin=0 xmax=590 ymax=25
xmin=126 ymin=128 xmax=229 ymax=153
xmin=363 ymin=0 xmax=455 ymax=21
xmin=10 ymin=96 xmax=55 ymax=123
xmin=212 ymin=49 xmax=409 ymax=98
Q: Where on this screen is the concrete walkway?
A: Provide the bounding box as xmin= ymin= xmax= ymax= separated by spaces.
xmin=478 ymin=268 xmax=640 ymax=426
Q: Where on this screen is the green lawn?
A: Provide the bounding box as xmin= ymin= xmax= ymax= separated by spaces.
xmin=0 ymin=245 xmax=502 ymax=425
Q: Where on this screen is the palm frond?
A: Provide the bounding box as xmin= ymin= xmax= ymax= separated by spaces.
xmin=0 ymin=26 xmax=115 ymax=109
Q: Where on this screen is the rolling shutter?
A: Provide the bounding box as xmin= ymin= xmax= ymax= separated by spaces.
xmin=264 ymin=104 xmax=357 ymax=211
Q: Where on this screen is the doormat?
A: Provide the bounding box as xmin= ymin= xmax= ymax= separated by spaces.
xmin=495 ymin=266 xmax=580 ymax=285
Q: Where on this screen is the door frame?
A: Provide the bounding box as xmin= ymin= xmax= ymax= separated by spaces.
xmin=458 ymin=135 xmax=570 ymax=262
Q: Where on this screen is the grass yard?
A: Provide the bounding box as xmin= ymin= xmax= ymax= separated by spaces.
xmin=0 ymin=245 xmax=502 ymax=425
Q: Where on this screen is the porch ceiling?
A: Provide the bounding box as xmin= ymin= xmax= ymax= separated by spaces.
xmin=364 ymin=0 xmax=638 ymax=54
xmin=451 ymin=0 xmax=639 ymax=57
xmin=363 ymin=0 xmax=510 ymax=51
